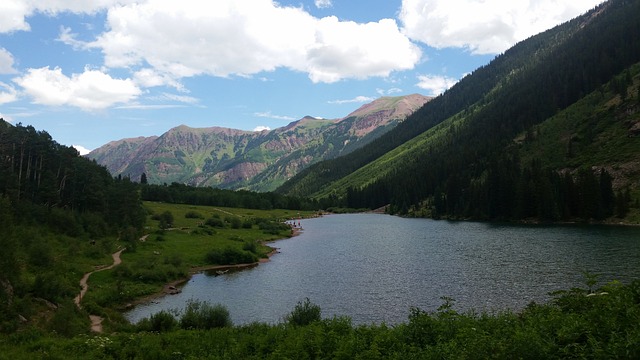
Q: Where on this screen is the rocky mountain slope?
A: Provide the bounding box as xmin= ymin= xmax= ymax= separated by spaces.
xmin=88 ymin=94 xmax=430 ymax=191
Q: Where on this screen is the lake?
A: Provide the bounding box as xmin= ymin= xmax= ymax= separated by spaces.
xmin=125 ymin=213 xmax=640 ymax=325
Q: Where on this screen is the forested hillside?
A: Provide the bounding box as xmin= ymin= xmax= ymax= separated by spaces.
xmin=279 ymin=0 xmax=640 ymax=222
xmin=0 ymin=119 xmax=146 ymax=333
xmin=0 ymin=119 xmax=319 ymax=333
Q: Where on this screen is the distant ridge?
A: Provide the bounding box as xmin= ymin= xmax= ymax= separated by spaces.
xmin=88 ymin=94 xmax=431 ymax=191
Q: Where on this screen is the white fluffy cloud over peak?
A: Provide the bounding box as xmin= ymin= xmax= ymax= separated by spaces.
xmin=88 ymin=0 xmax=421 ymax=83
xmin=400 ymin=0 xmax=605 ymax=54
xmin=307 ymin=17 xmax=421 ymax=83
xmin=14 ymin=66 xmax=141 ymax=110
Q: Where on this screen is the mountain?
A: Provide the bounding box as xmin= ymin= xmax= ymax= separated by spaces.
xmin=278 ymin=0 xmax=640 ymax=222
xmin=87 ymin=94 xmax=431 ymax=191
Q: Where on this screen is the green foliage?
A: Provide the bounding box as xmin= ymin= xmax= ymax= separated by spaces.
xmin=47 ymin=300 xmax=90 ymax=337
xmin=141 ymin=182 xmax=317 ymax=211
xmin=137 ymin=310 xmax=178 ymax=332
xmin=286 ymin=298 xmax=322 ymax=326
xmin=184 ymin=210 xmax=203 ymax=219
xmin=157 ymin=210 xmax=174 ymax=230
xmin=204 ymin=216 xmax=225 ymax=228
xmin=6 ymin=279 xmax=640 ymax=358
xmin=179 ymin=300 xmax=232 ymax=330
xmin=242 ymin=240 xmax=257 ymax=254
xmin=204 ymin=247 xmax=257 ymax=265
xmin=32 ymin=271 xmax=76 ymax=303
xmin=257 ymin=219 xmax=290 ymax=235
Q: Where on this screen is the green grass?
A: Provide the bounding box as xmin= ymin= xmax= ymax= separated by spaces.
xmin=80 ymin=202 xmax=315 ymax=312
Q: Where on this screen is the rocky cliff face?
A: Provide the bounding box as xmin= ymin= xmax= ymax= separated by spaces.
xmin=88 ymin=94 xmax=431 ymax=191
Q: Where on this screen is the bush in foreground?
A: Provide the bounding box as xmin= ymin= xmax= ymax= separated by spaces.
xmin=179 ymin=300 xmax=232 ymax=330
xmin=3 ymin=281 xmax=640 ymax=359
xmin=286 ymin=298 xmax=322 ymax=326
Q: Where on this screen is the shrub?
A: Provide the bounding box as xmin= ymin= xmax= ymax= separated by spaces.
xmin=204 ymin=247 xmax=257 ymax=265
xmin=229 ymin=216 xmax=242 ymax=229
xmin=257 ymin=220 xmax=290 ymax=235
xmin=179 ymin=300 xmax=232 ymax=329
xmin=138 ymin=310 xmax=178 ymax=332
xmin=158 ymin=211 xmax=174 ymax=230
xmin=185 ymin=211 xmax=204 ymax=219
xmin=286 ymin=298 xmax=321 ymax=326
xmin=242 ymin=219 xmax=254 ymax=229
xmin=205 ymin=217 xmax=225 ymax=228
xmin=47 ymin=300 xmax=89 ymax=337
xmin=242 ymin=241 xmax=257 ymax=254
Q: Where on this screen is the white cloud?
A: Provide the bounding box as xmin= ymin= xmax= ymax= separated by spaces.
xmin=400 ymin=0 xmax=606 ymax=54
xmin=156 ymin=92 xmax=198 ymax=104
xmin=253 ymin=125 xmax=271 ymax=132
xmin=315 ymin=0 xmax=332 ymax=9
xmin=116 ymin=104 xmax=185 ymax=110
xmin=14 ymin=66 xmax=141 ymax=110
xmin=415 ymin=74 xmax=457 ymax=96
xmin=0 ymin=0 xmax=138 ymax=33
xmin=0 ymin=82 xmax=18 ymax=104
xmin=72 ymin=144 xmax=92 ymax=155
xmin=254 ymin=111 xmax=296 ymax=121
xmin=132 ymin=68 xmax=184 ymax=91
xmin=328 ymin=95 xmax=375 ymax=104
xmin=0 ymin=1 xmax=31 ymax=32
xmin=0 ymin=48 xmax=17 ymax=74
xmin=85 ymin=0 xmax=420 ymax=83
xmin=377 ymin=88 xmax=403 ymax=96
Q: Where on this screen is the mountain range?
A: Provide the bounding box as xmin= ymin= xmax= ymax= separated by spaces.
xmin=89 ymin=0 xmax=640 ymax=222
xmin=88 ymin=94 xmax=430 ymax=192
xmin=278 ymin=0 xmax=640 ymax=221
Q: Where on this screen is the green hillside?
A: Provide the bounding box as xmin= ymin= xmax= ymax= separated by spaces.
xmin=279 ymin=0 xmax=640 ymax=222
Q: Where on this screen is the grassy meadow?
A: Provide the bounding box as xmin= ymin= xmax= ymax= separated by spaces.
xmin=79 ymin=202 xmax=316 ymax=328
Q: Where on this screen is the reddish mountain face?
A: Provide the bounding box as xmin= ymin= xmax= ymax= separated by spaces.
xmin=87 ymin=94 xmax=431 ymax=191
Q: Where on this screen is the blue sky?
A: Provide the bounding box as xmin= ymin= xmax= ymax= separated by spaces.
xmin=0 ymin=0 xmax=604 ymax=154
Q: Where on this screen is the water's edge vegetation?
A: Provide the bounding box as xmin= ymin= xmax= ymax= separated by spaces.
xmin=3 ymin=279 xmax=640 ymax=359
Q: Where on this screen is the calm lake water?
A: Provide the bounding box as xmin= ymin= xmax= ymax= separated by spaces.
xmin=125 ymin=213 xmax=640 ymax=325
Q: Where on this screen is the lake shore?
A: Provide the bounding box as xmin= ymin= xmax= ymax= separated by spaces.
xmin=123 ymin=226 xmax=304 ymax=311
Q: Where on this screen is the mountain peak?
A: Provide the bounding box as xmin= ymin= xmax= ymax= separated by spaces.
xmin=342 ymin=94 xmax=432 ymax=121
xmin=88 ymin=94 xmax=429 ymax=191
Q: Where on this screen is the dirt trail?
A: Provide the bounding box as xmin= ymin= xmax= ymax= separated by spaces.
xmin=74 ymin=248 xmax=124 ymax=333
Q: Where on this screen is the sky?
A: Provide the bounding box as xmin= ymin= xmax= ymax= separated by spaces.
xmin=0 ymin=0 xmax=605 ymax=155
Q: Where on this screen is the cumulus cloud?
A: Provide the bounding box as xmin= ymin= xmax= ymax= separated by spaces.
xmin=0 ymin=82 xmax=18 ymax=104
xmin=81 ymin=0 xmax=420 ymax=83
xmin=72 ymin=144 xmax=92 ymax=155
xmin=14 ymin=66 xmax=141 ymax=110
xmin=315 ymin=0 xmax=332 ymax=9
xmin=0 ymin=0 xmax=137 ymax=33
xmin=400 ymin=0 xmax=606 ymax=54
xmin=416 ymin=74 xmax=457 ymax=96
xmin=253 ymin=126 xmax=271 ymax=132
xmin=0 ymin=48 xmax=17 ymax=74
xmin=328 ymin=95 xmax=375 ymax=104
